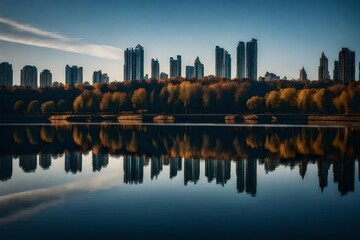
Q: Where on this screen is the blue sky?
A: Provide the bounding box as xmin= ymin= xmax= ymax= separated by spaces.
xmin=0 ymin=0 xmax=359 ymax=84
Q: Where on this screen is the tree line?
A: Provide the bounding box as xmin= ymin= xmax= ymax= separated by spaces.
xmin=1 ymin=77 xmax=360 ymax=114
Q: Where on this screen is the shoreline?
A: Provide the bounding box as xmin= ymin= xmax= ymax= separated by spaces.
xmin=0 ymin=114 xmax=360 ymax=126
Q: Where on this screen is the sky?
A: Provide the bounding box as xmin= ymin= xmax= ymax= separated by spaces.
xmin=0 ymin=0 xmax=359 ymax=85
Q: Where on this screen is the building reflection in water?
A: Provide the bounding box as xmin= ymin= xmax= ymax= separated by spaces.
xmin=151 ymin=157 xmax=162 ymax=180
xmin=19 ymin=154 xmax=37 ymax=173
xmin=124 ymin=155 xmax=144 ymax=184
xmin=205 ymin=159 xmax=231 ymax=186
xmin=169 ymin=158 xmax=182 ymax=179
xmin=65 ymin=152 xmax=82 ymax=174
xmin=39 ymin=153 xmax=52 ymax=170
xmin=0 ymin=155 xmax=12 ymax=181
xmin=235 ymin=159 xmax=257 ymax=196
xmin=0 ymin=125 xmax=360 ymax=196
xmin=92 ymin=154 xmax=109 ymax=172
xmin=184 ymin=158 xmax=200 ymax=185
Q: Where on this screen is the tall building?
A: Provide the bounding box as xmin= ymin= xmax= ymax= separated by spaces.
xmin=246 ymin=38 xmax=258 ymax=80
xmin=318 ymin=52 xmax=330 ymax=80
xmin=170 ymin=55 xmax=182 ymax=78
xmin=151 ymin=58 xmax=160 ymax=80
xmin=65 ymin=65 xmax=83 ymax=85
xmin=264 ymin=72 xmax=280 ymax=81
xmin=101 ymin=73 xmax=109 ymax=84
xmin=0 ymin=62 xmax=13 ymax=87
xmin=300 ymin=67 xmax=308 ymax=81
xmin=215 ymin=46 xmax=231 ymax=78
xmin=339 ymin=48 xmax=355 ymax=83
xmin=21 ymin=65 xmax=37 ymax=88
xmin=194 ymin=56 xmax=204 ymax=79
xmin=333 ymin=60 xmax=340 ymax=81
xmin=160 ymin=72 xmax=168 ymax=80
xmin=40 ymin=69 xmax=52 ymax=88
xmin=237 ymin=41 xmax=245 ymax=79
xmin=186 ymin=66 xmax=195 ymax=79
xmin=93 ymin=70 xmax=102 ymax=84
xmin=123 ymin=44 xmax=144 ymax=81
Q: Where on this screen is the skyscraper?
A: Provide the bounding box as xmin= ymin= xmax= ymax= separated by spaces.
xmin=0 ymin=62 xmax=13 ymax=87
xmin=333 ymin=60 xmax=339 ymax=81
xmin=215 ymin=46 xmax=231 ymax=79
xmin=300 ymin=67 xmax=308 ymax=81
xmin=186 ymin=66 xmax=195 ymax=79
xmin=194 ymin=56 xmax=204 ymax=79
xmin=246 ymin=38 xmax=258 ymax=80
xmin=65 ymin=65 xmax=83 ymax=85
xmin=170 ymin=55 xmax=182 ymax=78
xmin=40 ymin=69 xmax=52 ymax=88
xmin=318 ymin=52 xmax=330 ymax=80
xmin=160 ymin=72 xmax=168 ymax=80
xmin=93 ymin=70 xmax=102 ymax=84
xmin=101 ymin=73 xmax=109 ymax=84
xmin=21 ymin=65 xmax=37 ymax=88
xmin=339 ymin=48 xmax=355 ymax=83
xmin=237 ymin=41 xmax=245 ymax=79
xmin=123 ymin=44 xmax=144 ymax=81
xmin=151 ymin=58 xmax=159 ymax=80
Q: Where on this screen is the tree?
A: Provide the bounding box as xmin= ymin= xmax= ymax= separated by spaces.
xmin=279 ymin=88 xmax=297 ymax=111
xmin=27 ymin=100 xmax=40 ymax=114
xmin=179 ymin=81 xmax=192 ymax=113
xmin=247 ymin=96 xmax=265 ymax=113
xmin=41 ymin=101 xmax=56 ymax=113
xmin=265 ymin=91 xmax=280 ymax=112
xmin=14 ymin=100 xmax=25 ymax=114
xmin=73 ymin=90 xmax=101 ymax=113
xmin=57 ymin=99 xmax=66 ymax=112
xmin=297 ymin=89 xmax=312 ymax=112
xmin=100 ymin=92 xmax=113 ymax=112
xmin=333 ymin=90 xmax=350 ymax=114
xmin=131 ymin=88 xmax=147 ymax=110
xmin=312 ymin=89 xmax=325 ymax=112
xmin=112 ymin=92 xmax=128 ymax=112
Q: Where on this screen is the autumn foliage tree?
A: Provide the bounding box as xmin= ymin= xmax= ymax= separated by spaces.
xmin=247 ymin=96 xmax=265 ymax=113
xmin=1 ymin=78 xmax=360 ymax=115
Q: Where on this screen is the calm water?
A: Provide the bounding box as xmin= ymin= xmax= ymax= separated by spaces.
xmin=1 ymin=124 xmax=360 ymax=239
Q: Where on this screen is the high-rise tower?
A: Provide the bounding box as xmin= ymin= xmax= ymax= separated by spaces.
xmin=21 ymin=65 xmax=37 ymax=88
xmin=339 ymin=48 xmax=355 ymax=83
xmin=215 ymin=46 xmax=231 ymax=79
xmin=318 ymin=52 xmax=330 ymax=80
xmin=246 ymin=38 xmax=257 ymax=80
xmin=237 ymin=41 xmax=245 ymax=79
xmin=124 ymin=44 xmax=144 ymax=81
xmin=151 ymin=59 xmax=160 ymax=80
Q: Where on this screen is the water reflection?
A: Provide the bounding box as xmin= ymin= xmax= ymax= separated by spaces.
xmin=0 ymin=124 xmax=360 ymax=196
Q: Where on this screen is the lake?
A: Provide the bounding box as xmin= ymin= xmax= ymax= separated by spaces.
xmin=0 ymin=123 xmax=360 ymax=239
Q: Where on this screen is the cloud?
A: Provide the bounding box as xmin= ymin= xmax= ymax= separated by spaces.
xmin=0 ymin=172 xmax=122 ymax=225
xmin=0 ymin=17 xmax=122 ymax=60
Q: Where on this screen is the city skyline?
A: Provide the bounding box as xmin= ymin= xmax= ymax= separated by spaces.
xmin=0 ymin=0 xmax=359 ymax=84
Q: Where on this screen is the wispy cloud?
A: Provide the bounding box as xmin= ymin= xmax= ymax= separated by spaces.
xmin=0 ymin=17 xmax=121 ymax=59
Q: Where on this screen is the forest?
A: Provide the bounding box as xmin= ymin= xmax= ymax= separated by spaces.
xmin=0 ymin=77 xmax=360 ymax=114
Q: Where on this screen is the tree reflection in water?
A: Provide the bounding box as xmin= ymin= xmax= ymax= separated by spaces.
xmin=0 ymin=124 xmax=359 ymax=195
